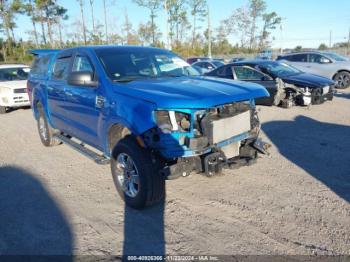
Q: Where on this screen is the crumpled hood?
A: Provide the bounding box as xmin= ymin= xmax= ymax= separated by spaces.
xmin=282 ymin=73 xmax=335 ymax=88
xmin=112 ymin=76 xmax=269 ymax=109
xmin=0 ymin=80 xmax=27 ymax=90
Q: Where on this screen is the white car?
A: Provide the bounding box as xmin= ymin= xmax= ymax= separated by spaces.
xmin=0 ymin=64 xmax=30 ymax=114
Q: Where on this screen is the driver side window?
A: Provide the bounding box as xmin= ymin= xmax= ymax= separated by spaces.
xmin=308 ymin=54 xmax=331 ymax=63
xmin=233 ymin=66 xmax=266 ymax=80
xmin=72 ymin=55 xmax=94 ymax=73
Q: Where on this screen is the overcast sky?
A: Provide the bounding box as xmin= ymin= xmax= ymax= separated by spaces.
xmin=11 ymin=0 xmax=350 ymax=48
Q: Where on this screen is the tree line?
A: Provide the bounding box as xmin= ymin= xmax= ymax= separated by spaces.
xmin=0 ymin=0 xmax=282 ymax=63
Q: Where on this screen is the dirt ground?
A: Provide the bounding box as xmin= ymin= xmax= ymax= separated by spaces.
xmin=0 ymin=89 xmax=349 ymax=258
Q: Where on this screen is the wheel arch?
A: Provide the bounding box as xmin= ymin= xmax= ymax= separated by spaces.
xmin=106 ymin=122 xmax=133 ymax=155
xmin=332 ymin=69 xmax=350 ymax=80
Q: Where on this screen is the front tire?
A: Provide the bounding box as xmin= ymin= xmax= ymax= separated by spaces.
xmin=311 ymin=88 xmax=323 ymax=105
xmin=0 ymin=106 xmax=7 ymax=114
xmin=334 ymin=71 xmax=350 ymax=89
xmin=37 ymin=103 xmax=61 ymax=147
xmin=111 ymin=136 xmax=165 ymax=209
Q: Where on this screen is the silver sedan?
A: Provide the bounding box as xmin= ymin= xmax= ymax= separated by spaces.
xmin=277 ymin=51 xmax=350 ymax=89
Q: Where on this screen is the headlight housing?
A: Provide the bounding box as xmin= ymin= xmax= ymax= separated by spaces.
xmin=155 ymin=110 xmax=191 ymax=133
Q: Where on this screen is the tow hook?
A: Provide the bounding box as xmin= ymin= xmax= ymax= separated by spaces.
xmin=253 ymin=139 xmax=271 ymax=155
xmin=204 ymin=152 xmax=225 ymax=176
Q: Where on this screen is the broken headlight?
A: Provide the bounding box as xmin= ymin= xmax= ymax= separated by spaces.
xmin=155 ymin=110 xmax=191 ymax=133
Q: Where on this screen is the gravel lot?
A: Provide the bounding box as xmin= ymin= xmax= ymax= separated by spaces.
xmin=0 ymin=89 xmax=349 ymax=257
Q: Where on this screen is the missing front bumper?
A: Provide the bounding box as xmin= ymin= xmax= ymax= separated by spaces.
xmin=160 ymin=139 xmax=270 ymax=179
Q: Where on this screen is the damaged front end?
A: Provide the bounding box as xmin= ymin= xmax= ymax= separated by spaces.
xmin=279 ymin=80 xmax=335 ymax=108
xmin=142 ymin=100 xmax=270 ymax=178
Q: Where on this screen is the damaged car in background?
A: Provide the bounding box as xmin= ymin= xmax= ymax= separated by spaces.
xmin=28 ymin=46 xmax=270 ymax=209
xmin=205 ymin=60 xmax=335 ymax=108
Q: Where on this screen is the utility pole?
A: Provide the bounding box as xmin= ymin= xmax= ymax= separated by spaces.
xmin=103 ymin=0 xmax=108 ymax=44
xmin=329 ymin=30 xmax=332 ymax=48
xmin=347 ymin=28 xmax=350 ymax=55
xmin=78 ymin=0 xmax=87 ymax=45
xmin=164 ymin=0 xmax=170 ymax=50
xmin=207 ymin=5 xmax=212 ymax=59
xmin=280 ymin=22 xmax=283 ymax=54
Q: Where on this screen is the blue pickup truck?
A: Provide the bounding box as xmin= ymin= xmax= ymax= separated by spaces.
xmin=28 ymin=46 xmax=270 ymax=209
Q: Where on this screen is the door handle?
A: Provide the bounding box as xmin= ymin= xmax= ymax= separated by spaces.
xmin=65 ymin=91 xmax=73 ymax=97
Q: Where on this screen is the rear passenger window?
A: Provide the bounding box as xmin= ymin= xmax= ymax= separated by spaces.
xmin=72 ymin=55 xmax=94 ymax=73
xmin=31 ymin=55 xmax=52 ymax=76
xmin=216 ymin=66 xmax=233 ymax=79
xmin=52 ymin=57 xmax=71 ymax=80
xmin=288 ymin=54 xmax=307 ymax=62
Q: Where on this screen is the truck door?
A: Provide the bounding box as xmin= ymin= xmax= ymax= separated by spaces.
xmin=64 ymin=52 xmax=102 ymax=148
xmin=47 ymin=55 xmax=73 ymax=132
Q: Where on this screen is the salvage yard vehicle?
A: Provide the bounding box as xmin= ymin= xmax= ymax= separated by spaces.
xmin=0 ymin=64 xmax=30 ymax=114
xmin=205 ymin=60 xmax=335 ymax=107
xmin=192 ymin=60 xmax=225 ymax=74
xmin=277 ymin=51 xmax=350 ymax=89
xmin=186 ymin=57 xmax=210 ymax=64
xmin=28 ymin=46 xmax=270 ymax=209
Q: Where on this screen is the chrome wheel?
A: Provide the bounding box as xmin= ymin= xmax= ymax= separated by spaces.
xmin=114 ymin=153 xmax=140 ymax=198
xmin=39 ymin=116 xmax=48 ymax=141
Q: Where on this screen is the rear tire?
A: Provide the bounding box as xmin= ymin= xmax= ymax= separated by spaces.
xmin=37 ymin=103 xmax=61 ymax=147
xmin=111 ymin=135 xmax=165 ymax=209
xmin=334 ymin=71 xmax=350 ymax=89
xmin=0 ymin=106 xmax=6 ymax=114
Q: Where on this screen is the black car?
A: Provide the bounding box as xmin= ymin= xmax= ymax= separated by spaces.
xmin=205 ymin=60 xmax=335 ymax=107
xmin=230 ymin=57 xmax=245 ymax=63
xmin=186 ymin=57 xmax=210 ymax=65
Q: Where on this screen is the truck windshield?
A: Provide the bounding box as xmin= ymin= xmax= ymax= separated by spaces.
xmin=0 ymin=67 xmax=30 ymax=81
xmin=96 ymin=49 xmax=200 ymax=82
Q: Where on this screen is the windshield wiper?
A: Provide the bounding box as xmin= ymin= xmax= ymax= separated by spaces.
xmin=162 ymin=73 xmax=184 ymax=78
xmin=113 ymin=76 xmax=144 ymax=83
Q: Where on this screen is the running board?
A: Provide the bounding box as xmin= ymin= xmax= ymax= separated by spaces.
xmin=55 ymin=134 xmax=110 ymax=165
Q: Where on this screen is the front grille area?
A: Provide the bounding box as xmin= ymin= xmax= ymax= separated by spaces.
xmin=211 ymin=111 xmax=251 ymax=144
xmin=199 ymin=102 xmax=252 ymax=145
xmin=13 ymin=88 xmax=27 ymax=94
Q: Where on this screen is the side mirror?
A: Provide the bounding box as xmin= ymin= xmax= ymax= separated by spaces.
xmin=67 ymin=71 xmax=98 ymax=87
xmin=320 ymin=58 xmax=331 ymax=64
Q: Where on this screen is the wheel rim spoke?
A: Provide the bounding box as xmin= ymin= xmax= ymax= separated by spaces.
xmin=39 ymin=117 xmax=47 ymax=140
xmin=131 ymin=172 xmax=140 ymax=185
xmin=114 ymin=153 xmax=140 ymax=198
